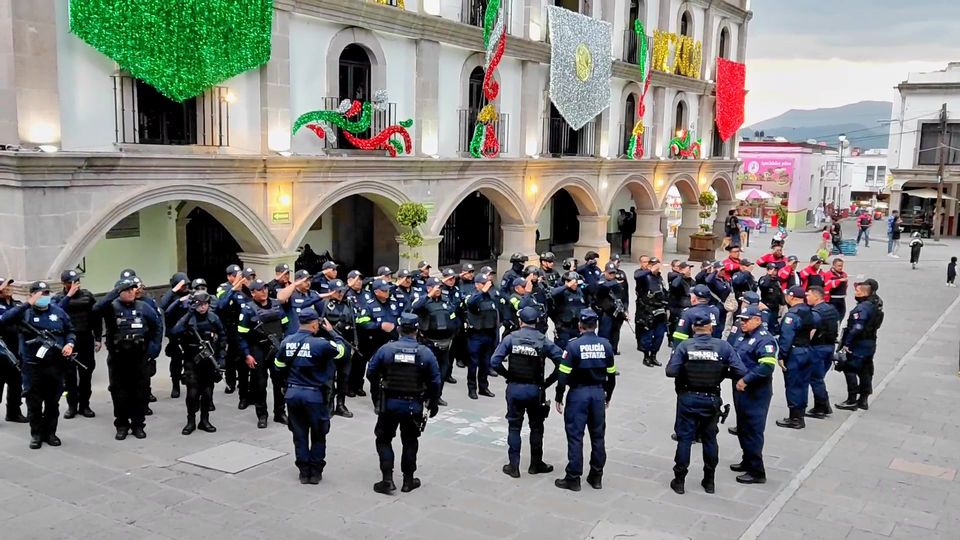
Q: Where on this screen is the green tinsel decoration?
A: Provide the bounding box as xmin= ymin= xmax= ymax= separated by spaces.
xmin=292 ymin=102 xmax=373 ymax=135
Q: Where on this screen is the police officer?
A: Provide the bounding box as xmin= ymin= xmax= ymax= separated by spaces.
xmin=55 ymin=269 xmax=101 ymax=419
xmin=637 ymin=258 xmax=669 ymax=367
xmin=278 ymin=270 xmax=323 ymax=336
xmin=757 ymin=263 xmax=784 ymax=335
xmin=367 ymin=313 xmax=441 ymax=494
xmin=491 ymin=306 xmax=565 ymax=478
xmin=171 ymin=291 xmax=226 ymax=435
xmin=500 ymin=252 xmax=529 ymax=296
xmin=277 ymin=308 xmax=348 ymax=484
xmin=704 ymin=262 xmax=733 ymax=338
xmin=502 ymin=277 xmax=533 ymax=336
xmin=666 ymin=312 xmax=746 ymax=494
xmin=344 ymin=270 xmax=365 ymax=303
xmin=731 ymin=259 xmax=757 ymax=308
xmin=311 ymin=261 xmax=339 ymax=296
xmin=727 ymin=307 xmax=778 ymax=484
xmin=671 ymin=285 xmax=721 ymax=345
xmin=805 ymin=286 xmax=839 ymax=419
xmin=319 ymin=280 xmax=357 ymax=418
xmin=237 ymin=279 xmax=290 ymax=428
xmin=392 ymin=270 xmax=417 ymax=312
xmin=464 ymin=274 xmax=500 ymax=399
xmin=408 ymin=277 xmax=458 ymax=406
xmin=191 ymin=278 xmax=209 ymax=293
xmin=554 ymin=309 xmax=616 ymax=491
xmin=595 ymin=263 xmax=624 ymax=351
xmin=835 ymin=278 xmax=883 ymax=412
xmin=267 ymin=263 xmax=292 ymax=299
xmin=413 ymin=260 xmax=432 ymax=294
xmin=576 ymin=251 xmax=602 ymax=305
xmin=443 ymin=267 xmax=468 ymax=374
xmin=668 ymin=262 xmax=693 ymax=346
xmin=362 ymin=266 xmax=396 ymax=302
xmin=611 ymin=255 xmax=630 ymax=354
xmin=94 ymin=279 xmax=163 ymax=440
xmin=550 ymin=271 xmax=587 ymax=350
xmin=355 ymin=279 xmax=401 ymax=397
xmin=0 ymin=282 xmax=76 ymax=448
xmin=217 ymin=264 xmax=247 ymax=398
xmin=129 ymin=276 xmax=163 ymax=411
xmin=524 ymin=265 xmax=551 ymax=335
xmin=775 ymin=286 xmax=814 ymax=430
xmin=159 ymin=272 xmax=191 ymax=399
xmin=0 ymin=277 xmax=27 ymax=423
xmin=539 ymin=252 xmax=561 ymax=288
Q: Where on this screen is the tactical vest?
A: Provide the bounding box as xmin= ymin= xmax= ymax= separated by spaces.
xmin=558 ymin=289 xmax=585 ymax=326
xmin=829 ymin=272 xmax=848 ymax=297
xmin=252 ymin=303 xmax=285 ymax=343
xmin=811 ymin=303 xmax=839 ymax=345
xmin=323 ymin=300 xmax=352 ymax=328
xmin=806 ymin=272 xmax=825 ymax=289
xmin=420 ymin=300 xmax=455 ymax=337
xmin=381 ymin=346 xmax=425 ymax=398
xmin=111 ymin=299 xmax=148 ymax=350
xmin=679 ymin=341 xmax=726 ymax=394
xmin=61 ymin=291 xmax=95 ymax=333
xmin=788 ymin=306 xmax=814 ymax=347
xmin=466 ymin=294 xmax=498 ymax=330
xmin=507 ymin=334 xmax=545 ymax=385
xmin=860 ymin=298 xmax=884 ymax=340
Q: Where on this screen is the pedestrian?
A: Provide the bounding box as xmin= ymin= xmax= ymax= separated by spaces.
xmin=721 ymin=210 xmax=741 ymax=250
xmin=836 ymin=279 xmax=883 ymax=411
xmin=0 ymin=282 xmax=76 ymax=449
xmin=0 ymin=277 xmax=27 ymax=424
xmin=856 ymin=211 xmax=872 ymax=247
xmin=367 ymin=313 xmax=440 ymax=494
xmin=554 ymin=309 xmax=616 ymax=491
xmin=237 ymin=279 xmax=290 ymax=428
xmin=617 ymin=209 xmax=628 ymax=255
xmin=805 ymin=286 xmax=839 ymax=419
xmin=775 ymin=286 xmax=814 ymax=430
xmin=908 ymin=232 xmax=924 ymax=269
xmin=814 ymin=205 xmax=826 ymax=228
xmin=829 ymin=217 xmax=842 ymax=254
xmin=666 ymin=311 xmax=747 ymax=495
xmin=171 ymin=291 xmax=226 ymax=435
xmin=54 ymin=270 xmax=101 ymax=419
xmin=819 ymin=226 xmax=830 ymax=253
xmin=278 ymin=308 xmax=348 ymax=484
xmin=491 ymin=306 xmax=565 ymax=478
xmin=947 ymin=256 xmax=957 ymax=287
xmin=887 ymin=211 xmax=902 ymax=258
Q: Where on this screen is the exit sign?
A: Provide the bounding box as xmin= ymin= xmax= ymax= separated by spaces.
xmin=272 ymin=211 xmax=291 ymax=224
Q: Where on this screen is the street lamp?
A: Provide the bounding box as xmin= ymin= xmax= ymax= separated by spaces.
xmin=836 ymin=134 xmax=848 ymax=211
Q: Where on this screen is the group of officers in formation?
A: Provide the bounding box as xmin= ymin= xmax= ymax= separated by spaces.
xmin=0 ymin=236 xmax=883 ymax=495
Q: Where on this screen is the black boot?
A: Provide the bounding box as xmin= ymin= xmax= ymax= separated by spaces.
xmin=131 ymin=426 xmax=146 ymax=439
xmin=182 ymin=414 xmax=196 ymax=435
xmin=528 ymin=461 xmax=554 ymax=475
xmin=586 ymin=469 xmax=603 ymax=490
xmin=374 ymin=471 xmax=396 ymax=494
xmin=835 ymin=392 xmax=859 ymax=411
xmin=334 ymin=397 xmax=353 ymax=418
xmin=502 ymin=463 xmax=521 ymax=478
xmin=198 ymin=413 xmax=217 ymax=433
xmin=401 ymin=475 xmax=421 ymax=493
xmin=64 ymin=407 xmax=77 ymax=420
xmin=701 ymin=471 xmax=715 ymax=494
xmin=6 ymin=410 xmax=27 ymax=423
xmin=736 ymin=472 xmax=766 ymax=484
xmin=805 ymin=400 xmax=826 ymax=419
xmin=776 ymin=409 xmax=805 ymax=429
xmin=257 ymin=415 xmax=268 ymax=429
xmin=670 ymin=476 xmax=685 ymax=495
xmin=29 ymin=433 xmax=42 ymax=449
xmin=649 ymin=353 xmax=662 ymax=367
xmin=79 ymin=406 xmax=95 ymax=418
xmin=274 ymin=412 xmax=288 ymax=425
xmin=115 ymin=427 xmax=129 ymax=441
xmin=730 ymin=462 xmax=747 ymax=472
xmin=821 ymin=401 xmax=833 ymax=415
xmin=468 ymin=389 xmax=478 ymax=400
xmin=554 ymin=476 xmax=581 ymax=491
xmin=857 ymin=394 xmax=869 ymax=410
xmin=170 ymin=379 xmax=181 ymax=399
xmin=641 ymin=351 xmax=653 ymax=367
xmin=299 ymin=468 xmax=311 ymax=485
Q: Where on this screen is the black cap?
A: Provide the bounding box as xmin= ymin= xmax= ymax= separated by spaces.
xmin=461 ymin=263 xmax=475 ymax=273
xmin=518 ymin=306 xmax=540 ymax=324
xmin=60 ymin=269 xmax=82 ymax=283
xmin=241 ymin=267 xmax=257 ymax=279
xmin=426 ymin=277 xmax=442 ymax=288
xmin=29 ymin=281 xmax=50 ymax=293
xmin=736 ymin=306 xmax=763 ymax=319
xmin=119 ymin=268 xmax=137 ymax=279
xmin=610 ymin=253 xmax=622 ymax=262
xmin=692 ymin=312 xmax=714 ymax=326
xmin=441 ymin=268 xmax=457 ymax=279
xmin=649 ymin=257 xmax=661 ymax=265
xmin=372 ymin=279 xmax=392 ymax=291
xmin=810 ymin=255 xmax=825 ymax=263
xmin=249 ymin=279 xmax=267 ymax=291
xmin=397 ymin=269 xmax=412 ymax=279
xmin=170 ymin=272 xmax=189 ymax=287
xmin=511 ymin=277 xmax=526 ymax=289
xmin=322 ymin=261 xmax=338 ymax=271
xmin=480 ymin=265 xmax=495 ymax=275
xmin=376 ymin=266 xmax=395 ymax=276
xmin=417 ymin=260 xmax=432 ymax=270
xmin=475 ymin=274 xmax=491 ymax=285
xmin=294 ymin=269 xmax=311 ymax=281
xmin=191 ymin=278 xmax=208 ymax=290
xmin=740 ymin=258 xmax=753 ymax=266
xmin=115 ymin=279 xmax=137 ymax=293
xmin=725 ymin=245 xmax=742 ymax=252
xmin=347 ymin=270 xmax=363 ymax=280
xmin=691 ymin=285 xmax=711 ymax=299
xmin=275 ymin=263 xmax=291 ymax=273
xmin=579 ymin=308 xmax=599 ymax=323
xmin=786 ymin=286 xmax=806 ymax=299
xmin=225 ymin=264 xmax=241 ymax=276
xmin=399 ymin=312 xmax=420 ymax=329
xmin=787 ymin=255 xmax=799 ymax=263
xmin=329 ymin=279 xmax=346 ymax=291
xmin=712 ymin=261 xmax=725 ymax=270
xmin=585 ymin=251 xmax=599 ymax=261
xmin=677 ymin=261 xmax=691 ymax=269
xmin=540 ymin=252 xmax=556 ymax=262
xmin=604 ymin=262 xmax=618 ymax=273
xmin=854 ymin=277 xmax=879 ymax=292
xmin=191 ymin=291 xmax=212 ymax=305
xmin=298 ymin=308 xmax=320 ymax=324
xmin=743 ymin=291 xmax=760 ymax=304
xmin=131 ymin=277 xmax=143 ymax=287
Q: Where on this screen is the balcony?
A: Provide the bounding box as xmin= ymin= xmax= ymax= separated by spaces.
xmin=621 ymin=28 xmax=653 ymax=65
xmin=310 ymin=97 xmax=398 ymax=153
xmin=543 ymin=116 xmax=596 ymax=158
xmin=458 ymin=109 xmax=510 ymax=156
xmin=462 ymin=0 xmax=511 ymax=34
xmin=113 ymin=75 xmax=230 ymax=147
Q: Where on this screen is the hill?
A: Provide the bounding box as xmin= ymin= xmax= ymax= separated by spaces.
xmin=740 ymin=101 xmax=893 ymax=149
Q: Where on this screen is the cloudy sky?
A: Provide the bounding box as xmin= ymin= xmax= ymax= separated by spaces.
xmin=745 ymin=0 xmax=960 ymax=125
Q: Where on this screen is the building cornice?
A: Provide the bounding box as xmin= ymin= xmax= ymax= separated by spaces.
xmin=686 ymin=0 xmax=751 ymax=21
xmin=896 ymin=82 xmax=960 ymax=93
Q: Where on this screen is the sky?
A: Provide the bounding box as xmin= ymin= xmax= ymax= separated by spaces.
xmin=744 ymin=0 xmax=960 ymax=125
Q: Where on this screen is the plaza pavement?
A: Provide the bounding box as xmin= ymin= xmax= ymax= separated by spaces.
xmin=0 ymin=221 xmax=958 ymax=540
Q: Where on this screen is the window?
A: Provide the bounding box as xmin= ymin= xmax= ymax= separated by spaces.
xmin=622 ymin=93 xmax=637 ymax=156
xmin=674 ymin=99 xmax=687 ymax=135
xmin=458 ymin=67 xmax=510 ymax=154
xmin=623 ymin=0 xmax=644 ymax=63
xmin=711 ymin=124 xmax=724 ymax=158
xmin=876 ymin=166 xmax=886 ymax=184
xmin=112 ymin=76 xmax=229 ymax=146
xmin=106 ymin=212 xmax=141 ymax=239
xmin=918 ymin=122 xmax=960 ymax=166
xmin=555 ymin=0 xmax=586 ymax=15
xmin=464 ymin=0 xmax=511 ymax=32
xmin=338 ymin=44 xmax=373 ymax=149
xmin=718 ymin=27 xmax=730 ymax=59
xmin=680 ymin=10 xmax=692 ymax=37
xmin=866 ymin=165 xmax=876 ymax=184
xmin=546 ymin=103 xmax=595 ymax=157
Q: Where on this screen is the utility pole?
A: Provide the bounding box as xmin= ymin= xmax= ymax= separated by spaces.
xmin=935 ymin=102 xmax=947 ymax=241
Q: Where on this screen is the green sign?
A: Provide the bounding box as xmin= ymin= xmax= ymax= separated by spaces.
xmin=272 ymin=211 xmax=290 ymax=224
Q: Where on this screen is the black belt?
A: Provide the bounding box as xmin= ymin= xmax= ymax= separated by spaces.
xmin=681 ymin=390 xmax=721 ymax=397
xmin=288 ymin=383 xmax=323 ymax=392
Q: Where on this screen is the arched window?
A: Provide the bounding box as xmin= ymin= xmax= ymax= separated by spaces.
xmin=624 ymin=0 xmax=645 ymax=63
xmin=712 ymin=124 xmax=724 ymax=158
xmin=674 ymin=99 xmax=687 ymax=135
xmin=680 ymin=10 xmax=692 ymax=37
xmin=338 ymin=44 xmax=372 ymax=148
xmin=468 ymin=67 xmax=486 ymax=113
xmin=622 ymin=93 xmax=637 ymax=156
xmin=718 ymin=27 xmax=730 ymax=59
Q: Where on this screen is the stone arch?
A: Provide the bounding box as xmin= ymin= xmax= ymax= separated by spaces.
xmin=47 ymin=184 xmax=280 ymax=279
xmin=676 ymin=3 xmax=697 ymax=37
xmin=710 ymin=172 xmax=736 ymax=202
xmin=284 ymin=180 xmax=409 ymax=252
xmin=664 ymin=173 xmax=700 ymax=206
xmin=428 ymin=177 xmax=527 ymax=236
xmin=532 ymin=177 xmax=603 ymax=221
xmin=717 ymin=21 xmax=733 ymax=60
xmin=325 ymin=27 xmax=387 ymax=97
xmin=459 ymin=53 xmax=501 ymax=110
xmin=671 ymin=91 xmax=690 ymax=134
xmin=607 ymin=174 xmax=659 ymax=213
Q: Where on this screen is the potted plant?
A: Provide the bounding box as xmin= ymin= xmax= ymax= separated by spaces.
xmin=689 ymin=191 xmax=718 ymax=261
xmin=396 ymin=202 xmax=428 ymax=268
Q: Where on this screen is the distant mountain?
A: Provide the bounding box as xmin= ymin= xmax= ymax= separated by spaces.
xmin=740 ymin=101 xmax=893 ymax=149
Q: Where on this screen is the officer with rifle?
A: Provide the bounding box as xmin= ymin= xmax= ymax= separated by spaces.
xmin=595 ymin=262 xmax=626 ymax=354
xmin=550 ymin=271 xmax=587 ymax=350
xmin=171 ymin=291 xmax=226 ymax=435
xmin=407 ymin=277 xmax=458 ymax=407
xmin=237 ymin=279 xmax=290 ymax=428
xmin=0 ymin=276 xmax=27 ymax=423
xmin=319 ymin=279 xmax=357 ymax=418
xmin=637 ymin=258 xmax=669 ymax=367
xmin=0 ymin=281 xmax=76 ymax=449
xmin=539 ymin=252 xmax=561 ymax=288
xmin=491 ymin=306 xmax=565 ymax=479
xmin=55 ymin=269 xmax=102 ymax=419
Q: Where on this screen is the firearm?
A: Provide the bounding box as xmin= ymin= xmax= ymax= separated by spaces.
xmin=20 ymin=320 xmax=87 ymax=371
xmin=190 ymin=323 xmax=223 ymax=381
xmin=419 ymin=403 xmax=430 ymax=433
xmin=718 ymin=403 xmax=731 ymax=424
xmin=253 ymin=321 xmax=283 ymax=360
xmin=0 ymin=339 xmax=19 ymax=373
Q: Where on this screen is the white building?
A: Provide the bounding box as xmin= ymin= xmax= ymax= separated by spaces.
xmin=846 ymin=149 xmax=887 ymax=208
xmin=0 ymin=0 xmax=751 ymax=291
xmin=887 ymin=62 xmax=960 ymax=237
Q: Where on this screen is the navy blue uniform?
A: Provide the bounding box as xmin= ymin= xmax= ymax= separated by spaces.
xmin=840 ymin=296 xmax=882 ymax=403
xmin=320 ymin=298 xmax=358 ymax=407
xmin=355 ymin=296 xmax=401 ymax=394
xmin=171 ymin=310 xmax=227 ymax=419
xmin=367 ymin=336 xmax=441 ymax=479
xmin=666 ymin=335 xmax=746 ymax=481
xmin=636 ymin=271 xmax=669 ymax=358
xmin=56 ymin=288 xmax=101 ymax=414
xmin=408 ymin=295 xmax=458 ymax=397
xmin=704 ymin=273 xmax=732 ymax=338
xmin=279 ymin=329 xmax=347 ymax=478
xmin=809 ymin=302 xmax=840 ymax=412
xmin=778 ymin=303 xmax=814 ymax=414
xmin=0 ymin=302 xmax=76 ymax=441
xmin=237 ymin=299 xmax=290 ymax=422
xmin=282 ymin=289 xmax=323 ymax=336
xmin=216 ymin=285 xmax=250 ymax=398
xmin=757 ymin=275 xmax=783 ymax=335
xmin=550 ymin=286 xmax=586 ymax=349
xmin=160 ymin=289 xmax=191 ymax=390
xmin=94 ymin=296 xmax=163 ymax=431
xmin=576 ymin=262 xmax=602 ymax=304
xmin=671 ymin=303 xmax=721 ymax=345
xmin=729 ymin=327 xmax=778 ymax=479
xmin=595 ymin=278 xmax=626 ymax=353
xmin=556 ymin=332 xmax=616 ymax=481
xmin=491 ymin=327 xmax=564 ymax=468
xmin=667 ymin=274 xmax=693 ymax=345
xmin=464 ymin=289 xmax=501 ymax=394
xmin=0 ymin=298 xmax=24 ymax=418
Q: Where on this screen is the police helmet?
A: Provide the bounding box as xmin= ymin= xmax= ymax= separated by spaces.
xmin=563 ymin=271 xmax=580 ymax=282
xmin=540 ymin=252 xmax=556 ymax=263
xmin=191 ymin=278 xmax=208 ymax=291
xmin=509 ymin=252 xmax=529 ymax=264
xmin=170 ymin=272 xmax=189 ymax=288
xmin=523 ymin=265 xmax=541 ymax=277
xmin=191 ymin=291 xmax=212 ymax=305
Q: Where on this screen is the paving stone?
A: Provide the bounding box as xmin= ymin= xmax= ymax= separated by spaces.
xmin=177 ymin=441 xmax=286 ymax=474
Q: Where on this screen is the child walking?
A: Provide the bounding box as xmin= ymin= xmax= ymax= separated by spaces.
xmin=948 ymin=256 xmax=957 ymax=287
xmin=908 ymin=232 xmax=924 ymax=269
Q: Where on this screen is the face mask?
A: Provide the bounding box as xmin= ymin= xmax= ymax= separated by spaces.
xmin=35 ymin=296 xmax=51 ymax=309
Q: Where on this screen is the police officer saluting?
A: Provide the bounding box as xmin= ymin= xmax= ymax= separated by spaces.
xmin=672 ymin=285 xmax=721 ymax=345
xmin=237 ymin=279 xmax=290 ymax=428
xmin=355 ymin=279 xmax=400 ymax=397
xmin=367 ymin=313 xmax=441 ymax=494
xmin=728 ymin=306 xmax=778 ymax=484
xmin=55 ymin=269 xmax=101 ymax=419
xmin=835 ymin=278 xmax=883 ymax=411
xmin=159 ymin=272 xmax=191 ymax=399
xmin=0 ymin=281 xmax=76 ymax=448
xmin=554 ymin=309 xmax=616 ymax=491
xmin=464 ymin=273 xmax=500 ymax=399
xmin=0 ymin=277 xmax=27 ymax=423
xmin=550 ymin=271 xmax=587 ymax=350
xmin=491 ymin=306 xmax=565 ymax=478
xmin=666 ymin=312 xmax=746 ymax=494
xmin=171 ymin=291 xmax=226 ymax=435
xmin=318 ymin=279 xmax=357 ymax=418
xmin=94 ymin=279 xmax=162 ymax=440
xmin=775 ymin=287 xmax=815 ymax=429
xmin=408 ymin=277 xmax=458 ymax=407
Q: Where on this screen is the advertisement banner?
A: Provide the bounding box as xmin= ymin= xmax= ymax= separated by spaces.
xmin=738 ymin=157 xmax=794 ymax=195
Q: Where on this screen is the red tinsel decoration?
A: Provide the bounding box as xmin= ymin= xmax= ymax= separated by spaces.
xmin=345 ymin=99 xmax=362 ymax=118
xmin=483 ymin=36 xmax=505 ymax=101
xmin=306 ymin=124 xmax=326 ymax=139
xmin=715 ymin=58 xmax=746 ymax=142
xmin=341 ymin=125 xmax=413 ymax=157
xmin=481 ymin=123 xmax=500 ymax=158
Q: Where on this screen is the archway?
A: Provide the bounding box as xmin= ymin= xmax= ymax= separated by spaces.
xmin=606 ymin=175 xmax=658 ymax=260
xmin=533 ymin=179 xmax=604 ymax=262
xmin=665 ymin=175 xmax=701 ymax=255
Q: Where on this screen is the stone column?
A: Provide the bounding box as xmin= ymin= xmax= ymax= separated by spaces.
xmin=700 ymin=9 xmax=716 ymax=80
xmin=260 ymin=8 xmax=291 ymax=153
xmin=0 ymin=1 xmax=18 ymax=144
xmin=12 ymin=0 xmax=61 ymax=146
xmin=498 ymin=224 xmax=539 ymax=274
xmin=675 ymin=204 xmax=700 ymax=254
xmin=398 ymin=235 xmax=442 ymax=273
xmin=239 ymin=252 xmax=299 ymax=280
xmin=519 ymin=60 xmax=542 ymax=157
xmin=632 ymin=209 xmax=665 ymax=261
xmin=573 ymin=215 xmax=611 ymax=263
xmin=700 ymin=95 xmax=716 ymax=156
xmin=737 ymin=18 xmax=750 ymax=64
xmin=652 ymin=86 xmax=667 ymax=158
xmin=415 ymin=39 xmax=440 ymax=156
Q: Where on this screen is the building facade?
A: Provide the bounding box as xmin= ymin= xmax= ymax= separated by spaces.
xmin=0 ymin=0 xmax=751 ymax=291
xmin=846 ymin=149 xmax=887 ymax=209
xmin=887 ymin=62 xmax=960 ymax=237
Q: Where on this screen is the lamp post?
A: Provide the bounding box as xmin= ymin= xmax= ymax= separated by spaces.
xmin=836 ymin=134 xmax=848 ymax=212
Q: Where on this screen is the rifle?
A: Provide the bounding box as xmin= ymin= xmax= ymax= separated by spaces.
xmin=0 ymin=339 xmax=19 ymax=373
xmin=20 ymin=320 xmax=87 ymax=371
xmin=190 ymin=322 xmax=223 ymax=380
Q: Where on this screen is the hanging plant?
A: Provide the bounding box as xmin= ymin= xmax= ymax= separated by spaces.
xmin=396 ymin=202 xmax=428 ymax=264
